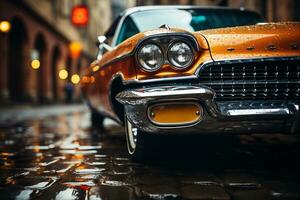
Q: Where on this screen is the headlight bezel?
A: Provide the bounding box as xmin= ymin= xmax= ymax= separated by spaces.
xmin=167 ymin=40 xmax=195 ymax=70
xmin=135 ymin=34 xmax=198 ymax=73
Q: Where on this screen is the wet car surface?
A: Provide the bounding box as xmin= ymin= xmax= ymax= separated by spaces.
xmin=0 ymin=106 xmax=300 ymax=200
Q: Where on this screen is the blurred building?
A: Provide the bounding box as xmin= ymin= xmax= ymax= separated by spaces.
xmin=1 ymin=0 xmax=298 ymax=105
xmin=111 ymin=0 xmax=136 ymax=19
xmin=0 ymin=0 xmax=112 ymax=104
xmin=137 ymin=0 xmax=300 ymax=22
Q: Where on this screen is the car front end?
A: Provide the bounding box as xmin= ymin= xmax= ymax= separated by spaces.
xmin=116 ymin=23 xmax=300 ymax=135
xmin=83 ymin=6 xmax=300 ymax=160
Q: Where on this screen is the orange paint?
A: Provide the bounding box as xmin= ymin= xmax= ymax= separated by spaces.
xmin=82 ymin=22 xmax=300 ymax=121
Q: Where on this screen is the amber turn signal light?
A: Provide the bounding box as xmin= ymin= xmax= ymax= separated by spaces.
xmin=148 ymin=102 xmax=203 ymax=126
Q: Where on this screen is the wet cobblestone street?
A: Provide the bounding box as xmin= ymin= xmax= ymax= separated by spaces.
xmin=1 ymin=105 xmax=300 ymax=200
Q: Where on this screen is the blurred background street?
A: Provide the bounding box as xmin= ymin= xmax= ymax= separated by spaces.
xmin=1 ymin=0 xmax=300 ymax=199
xmin=1 ymin=0 xmax=300 ymax=104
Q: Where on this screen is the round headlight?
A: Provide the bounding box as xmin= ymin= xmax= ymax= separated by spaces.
xmin=137 ymin=44 xmax=164 ymax=72
xmin=168 ymin=42 xmax=194 ymax=69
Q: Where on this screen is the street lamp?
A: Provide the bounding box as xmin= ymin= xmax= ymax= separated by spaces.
xmin=31 ymin=59 xmax=40 ymax=70
xmin=30 ymin=50 xmax=40 ymax=70
xmin=59 ymin=69 xmax=68 ymax=80
xmin=0 ymin=20 xmax=11 ymax=33
xmin=71 ymin=74 xmax=80 ymax=84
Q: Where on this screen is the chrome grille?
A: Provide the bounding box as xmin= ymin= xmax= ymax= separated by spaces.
xmin=198 ymin=58 xmax=300 ymax=101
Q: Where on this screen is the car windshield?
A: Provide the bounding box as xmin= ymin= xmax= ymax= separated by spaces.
xmin=116 ymin=8 xmax=264 ymax=45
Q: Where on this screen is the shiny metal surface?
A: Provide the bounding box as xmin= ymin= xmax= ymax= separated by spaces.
xmin=134 ymin=35 xmax=198 ymax=73
xmin=116 ymin=84 xmax=300 ymax=134
xmin=216 ymin=101 xmax=294 ymax=117
xmin=116 ymin=85 xmax=216 ymax=132
xmin=96 ymin=35 xmax=113 ymax=60
xmin=225 ymin=108 xmax=290 ymax=116
xmin=197 ymin=56 xmax=300 ymax=101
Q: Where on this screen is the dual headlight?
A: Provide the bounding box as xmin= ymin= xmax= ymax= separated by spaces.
xmin=137 ymin=41 xmax=194 ymax=72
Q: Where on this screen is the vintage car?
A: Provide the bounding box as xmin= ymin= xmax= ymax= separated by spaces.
xmin=81 ymin=6 xmax=300 ymax=160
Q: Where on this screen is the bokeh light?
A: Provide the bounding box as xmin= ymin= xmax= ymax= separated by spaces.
xmin=71 ymin=74 xmax=80 ymax=84
xmin=59 ymin=69 xmax=68 ymax=80
xmin=31 ymin=59 xmax=40 ymax=69
xmin=92 ymin=65 xmax=100 ymax=72
xmin=69 ymin=41 xmax=82 ymax=59
xmin=90 ymin=76 xmax=95 ymax=83
xmin=0 ymin=21 xmax=11 ymax=33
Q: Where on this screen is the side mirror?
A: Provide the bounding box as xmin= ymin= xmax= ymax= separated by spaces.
xmin=98 ymin=35 xmax=107 ymax=44
xmin=97 ymin=35 xmax=112 ymax=60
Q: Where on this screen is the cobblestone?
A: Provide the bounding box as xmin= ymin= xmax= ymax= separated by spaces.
xmin=0 ymin=105 xmax=300 ymax=199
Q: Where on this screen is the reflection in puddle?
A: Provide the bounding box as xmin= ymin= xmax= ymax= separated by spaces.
xmin=59 ymin=149 xmax=98 ymax=155
xmin=25 ymin=181 xmax=52 ymax=190
xmin=63 ymin=181 xmax=95 ymax=187
xmin=16 ymin=189 xmax=33 ymax=200
xmin=55 ymin=188 xmax=80 ymax=200
xmin=1 ymin=110 xmax=300 ymax=200
xmin=25 ymin=144 xmax=55 ymax=150
xmin=101 ymin=180 xmax=130 ymax=186
xmin=85 ymin=161 xmax=107 ymax=166
xmin=75 ymin=168 xmax=105 ymax=174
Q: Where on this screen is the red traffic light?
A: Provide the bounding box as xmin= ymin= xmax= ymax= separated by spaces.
xmin=71 ymin=5 xmax=89 ymax=27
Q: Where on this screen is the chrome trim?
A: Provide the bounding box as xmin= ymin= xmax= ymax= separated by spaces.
xmin=290 ymin=104 xmax=300 ymax=134
xmin=195 ymin=56 xmax=300 ymax=101
xmin=124 ymin=75 xmax=198 ymax=85
xmin=116 ymin=85 xmax=215 ymax=105
xmin=203 ymin=80 xmax=300 ymax=85
xmin=159 ymin=24 xmax=170 ymax=30
xmin=194 ymin=56 xmax=300 ymax=76
xmin=226 ymin=108 xmax=290 ymax=116
xmin=134 ymin=34 xmax=199 ymax=71
xmin=116 ymin=85 xmax=216 ymax=131
xmin=116 ymin=84 xmax=300 ymax=133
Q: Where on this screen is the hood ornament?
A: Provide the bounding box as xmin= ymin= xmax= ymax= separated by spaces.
xmin=159 ymin=24 xmax=170 ymax=30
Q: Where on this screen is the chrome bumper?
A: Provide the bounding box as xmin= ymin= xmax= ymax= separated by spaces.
xmin=116 ymin=85 xmax=300 ymax=134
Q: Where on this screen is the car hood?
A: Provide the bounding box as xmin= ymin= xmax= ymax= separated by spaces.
xmin=197 ymin=22 xmax=300 ymax=61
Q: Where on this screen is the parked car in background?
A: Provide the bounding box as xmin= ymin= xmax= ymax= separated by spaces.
xmin=81 ymin=6 xmax=300 ymax=160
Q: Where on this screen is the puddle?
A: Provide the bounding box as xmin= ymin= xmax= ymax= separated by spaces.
xmin=101 ymin=180 xmax=130 ymax=186
xmin=25 ymin=145 xmax=55 ymax=150
xmin=74 ymin=168 xmax=105 ymax=174
xmin=63 ymin=181 xmax=95 ymax=187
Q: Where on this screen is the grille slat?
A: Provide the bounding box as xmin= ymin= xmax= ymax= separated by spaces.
xmin=198 ymin=59 xmax=300 ymax=101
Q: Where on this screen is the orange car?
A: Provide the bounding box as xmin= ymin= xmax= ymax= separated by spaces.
xmin=81 ymin=6 xmax=300 ymax=160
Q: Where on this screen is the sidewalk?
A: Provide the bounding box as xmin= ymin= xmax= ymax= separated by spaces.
xmin=0 ymin=104 xmax=88 ymax=123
